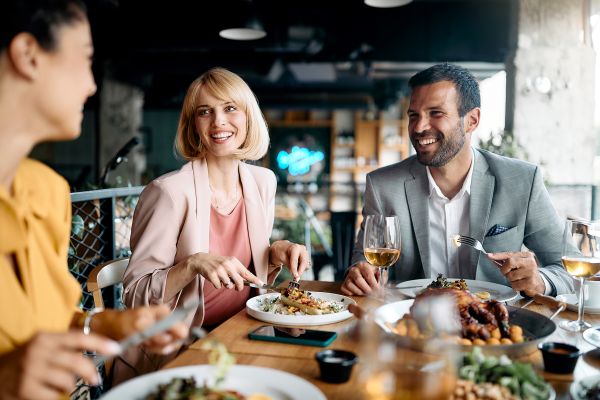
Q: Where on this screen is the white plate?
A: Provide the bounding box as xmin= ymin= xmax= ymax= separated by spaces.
xmin=570 ymin=374 xmax=600 ymax=400
xmin=374 ymin=299 xmax=415 ymax=334
xmin=246 ymin=292 xmax=355 ymax=326
xmin=395 ymin=279 xmax=518 ymax=302
xmin=101 ymin=365 xmax=326 ymax=400
xmin=583 ymin=326 xmax=600 ymax=349
xmin=557 ymin=294 xmax=600 ymax=314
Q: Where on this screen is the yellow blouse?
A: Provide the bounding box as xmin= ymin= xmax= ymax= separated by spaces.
xmin=0 ymin=159 xmax=81 ymax=354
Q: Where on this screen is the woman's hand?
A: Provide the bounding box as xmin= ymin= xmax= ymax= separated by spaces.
xmin=269 ymin=240 xmax=310 ymax=280
xmin=186 ymin=253 xmax=263 ymax=291
xmin=0 ymin=331 xmax=120 ymax=400
xmin=93 ymin=305 xmax=189 ymax=355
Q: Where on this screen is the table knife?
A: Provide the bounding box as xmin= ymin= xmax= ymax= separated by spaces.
xmin=93 ymin=301 xmax=198 ymax=366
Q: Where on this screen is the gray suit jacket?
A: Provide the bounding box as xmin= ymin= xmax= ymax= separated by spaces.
xmin=350 ymin=148 xmax=573 ymax=295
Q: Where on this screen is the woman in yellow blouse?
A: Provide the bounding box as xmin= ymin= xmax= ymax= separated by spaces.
xmin=0 ymin=1 xmax=188 ymax=399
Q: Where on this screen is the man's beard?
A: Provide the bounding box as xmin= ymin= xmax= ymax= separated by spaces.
xmin=414 ymin=121 xmax=466 ymax=167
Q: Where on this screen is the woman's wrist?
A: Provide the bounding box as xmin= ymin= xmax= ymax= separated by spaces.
xmin=74 ymin=308 xmax=105 ymax=335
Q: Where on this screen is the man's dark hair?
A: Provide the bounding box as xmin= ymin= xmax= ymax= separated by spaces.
xmin=0 ymin=0 xmax=87 ymax=54
xmin=408 ymin=63 xmax=480 ymax=117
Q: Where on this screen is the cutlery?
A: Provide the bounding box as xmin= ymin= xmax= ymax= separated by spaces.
xmin=93 ymin=301 xmax=199 ymax=367
xmin=287 ymin=277 xmax=301 ymax=291
xmin=243 ymin=280 xmax=285 ymax=291
xmin=530 ymin=293 xmax=567 ymax=320
xmin=453 ymin=234 xmax=503 ymax=267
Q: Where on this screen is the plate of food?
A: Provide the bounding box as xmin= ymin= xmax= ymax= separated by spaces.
xmin=453 ymin=348 xmax=555 ymax=400
xmin=101 ymin=365 xmax=326 ymax=400
xmin=570 ymin=374 xmax=600 ymax=400
xmin=395 ymin=275 xmax=518 ymax=302
xmin=246 ymin=288 xmax=355 ymax=326
xmin=375 ymin=282 xmax=556 ymax=357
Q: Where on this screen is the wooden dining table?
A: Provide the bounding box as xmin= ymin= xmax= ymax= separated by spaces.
xmin=163 ymin=280 xmax=600 ymax=399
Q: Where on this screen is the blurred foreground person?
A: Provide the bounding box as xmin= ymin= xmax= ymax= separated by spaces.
xmin=0 ymin=1 xmax=188 ymax=398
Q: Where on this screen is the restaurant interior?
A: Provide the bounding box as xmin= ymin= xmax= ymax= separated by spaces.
xmin=15 ymin=0 xmax=600 ymax=399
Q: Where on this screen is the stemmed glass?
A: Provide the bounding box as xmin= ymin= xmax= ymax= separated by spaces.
xmin=560 ymin=219 xmax=600 ymax=332
xmin=363 ymin=215 xmax=401 ymax=295
xmin=358 ymin=294 xmax=457 ymax=399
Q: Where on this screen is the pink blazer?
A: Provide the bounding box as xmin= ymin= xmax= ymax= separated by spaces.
xmin=123 ymin=159 xmax=278 ymax=328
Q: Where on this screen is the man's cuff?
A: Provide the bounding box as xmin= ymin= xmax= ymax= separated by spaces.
xmin=539 ymin=270 xmax=556 ymax=296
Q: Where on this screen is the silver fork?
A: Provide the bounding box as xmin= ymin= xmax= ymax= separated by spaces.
xmin=287 ymin=277 xmax=300 ymax=291
xmin=454 ymin=234 xmax=503 ymax=267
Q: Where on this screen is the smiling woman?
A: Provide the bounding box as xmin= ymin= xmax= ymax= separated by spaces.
xmin=115 ymin=67 xmax=310 ymax=384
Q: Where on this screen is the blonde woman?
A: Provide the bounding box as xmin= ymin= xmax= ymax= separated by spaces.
xmin=116 ymin=68 xmax=309 ymax=381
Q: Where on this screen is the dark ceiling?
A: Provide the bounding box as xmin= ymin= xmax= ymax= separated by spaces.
xmin=87 ymin=0 xmax=516 ymax=109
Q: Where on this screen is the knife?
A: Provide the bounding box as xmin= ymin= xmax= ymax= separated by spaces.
xmin=93 ymin=301 xmax=198 ymax=366
xmin=243 ymin=280 xmax=284 ymax=292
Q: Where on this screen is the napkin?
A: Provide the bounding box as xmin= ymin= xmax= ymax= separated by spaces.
xmin=485 ymin=224 xmax=511 ymax=237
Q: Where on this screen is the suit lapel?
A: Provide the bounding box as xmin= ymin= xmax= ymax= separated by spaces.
xmin=405 ymin=161 xmax=431 ymax=277
xmin=469 ymin=150 xmax=495 ymax=275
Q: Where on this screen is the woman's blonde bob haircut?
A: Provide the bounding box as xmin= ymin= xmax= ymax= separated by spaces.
xmin=175 ymin=67 xmax=269 ymax=161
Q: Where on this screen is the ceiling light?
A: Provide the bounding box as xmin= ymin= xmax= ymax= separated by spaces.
xmin=219 ymin=17 xmax=266 ymax=41
xmin=364 ymin=0 xmax=413 ymax=8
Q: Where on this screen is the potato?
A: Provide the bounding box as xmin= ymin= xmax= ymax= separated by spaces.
xmin=395 ymin=319 xmax=408 ymax=336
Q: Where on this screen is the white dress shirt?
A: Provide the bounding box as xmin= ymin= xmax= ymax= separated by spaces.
xmin=425 ymin=147 xmax=551 ymax=294
xmin=426 ymin=150 xmax=474 ymax=279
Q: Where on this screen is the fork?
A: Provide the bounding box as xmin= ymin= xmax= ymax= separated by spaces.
xmin=454 ymin=234 xmax=503 ymax=267
xmin=287 ymin=277 xmax=300 ymax=291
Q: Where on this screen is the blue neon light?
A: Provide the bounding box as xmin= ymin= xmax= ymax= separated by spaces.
xmin=276 ymin=146 xmax=325 ymax=176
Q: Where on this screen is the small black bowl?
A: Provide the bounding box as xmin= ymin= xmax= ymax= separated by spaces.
xmin=315 ymin=349 xmax=358 ymax=383
xmin=539 ymin=342 xmax=582 ymax=374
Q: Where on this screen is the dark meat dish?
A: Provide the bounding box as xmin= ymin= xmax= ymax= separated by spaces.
xmin=414 ymin=287 xmax=511 ymax=341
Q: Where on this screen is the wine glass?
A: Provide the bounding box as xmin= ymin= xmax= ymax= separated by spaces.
xmin=363 ymin=215 xmax=401 ymax=295
xmin=358 ymin=294 xmax=458 ymax=400
xmin=560 ymin=219 xmax=600 ymax=332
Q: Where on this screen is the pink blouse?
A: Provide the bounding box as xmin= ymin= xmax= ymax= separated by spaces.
xmin=202 ymin=197 xmax=253 ymax=327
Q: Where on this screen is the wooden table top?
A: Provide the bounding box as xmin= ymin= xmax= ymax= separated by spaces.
xmin=164 ymin=280 xmax=600 ymax=400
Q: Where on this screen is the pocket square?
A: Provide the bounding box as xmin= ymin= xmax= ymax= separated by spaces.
xmin=486 ymin=224 xmax=510 ymax=237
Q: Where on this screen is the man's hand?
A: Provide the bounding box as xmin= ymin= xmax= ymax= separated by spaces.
xmin=341 ymin=262 xmax=379 ymax=296
xmin=487 ymin=251 xmax=546 ymax=296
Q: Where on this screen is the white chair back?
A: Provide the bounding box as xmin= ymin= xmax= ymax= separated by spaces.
xmin=86 ymin=258 xmax=129 ymax=308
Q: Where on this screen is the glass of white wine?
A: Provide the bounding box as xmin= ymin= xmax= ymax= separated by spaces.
xmin=560 ymin=219 xmax=600 ymax=332
xmin=358 ymin=294 xmax=458 ymax=400
xmin=363 ymin=215 xmax=401 ymax=295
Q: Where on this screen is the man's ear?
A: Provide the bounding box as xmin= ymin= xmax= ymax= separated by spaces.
xmin=464 ymin=107 xmax=481 ymax=134
xmin=7 ymin=32 xmax=41 ymax=80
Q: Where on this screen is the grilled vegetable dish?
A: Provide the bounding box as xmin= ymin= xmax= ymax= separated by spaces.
xmin=144 ymin=377 xmax=245 ymax=400
xmin=260 ymin=288 xmax=345 ymax=315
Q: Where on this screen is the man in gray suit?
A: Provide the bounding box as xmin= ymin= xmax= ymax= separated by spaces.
xmin=341 ymin=63 xmax=572 ymax=297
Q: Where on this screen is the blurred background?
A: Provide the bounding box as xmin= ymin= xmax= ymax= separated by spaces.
xmin=40 ymin=0 xmax=600 ymax=282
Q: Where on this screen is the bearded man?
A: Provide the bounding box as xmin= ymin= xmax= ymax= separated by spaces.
xmin=341 ymin=63 xmax=572 ymax=298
